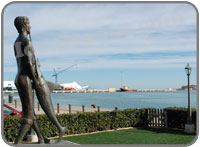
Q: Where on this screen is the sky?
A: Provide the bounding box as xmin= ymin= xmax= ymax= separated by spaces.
xmin=3 ymin=2 xmax=197 ymax=89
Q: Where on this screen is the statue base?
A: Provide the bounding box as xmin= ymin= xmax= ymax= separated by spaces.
xmin=27 ymin=134 xmax=38 ymax=142
xmin=185 ymin=124 xmax=195 ymax=133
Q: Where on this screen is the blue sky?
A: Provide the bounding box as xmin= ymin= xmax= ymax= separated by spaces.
xmin=3 ymin=3 xmax=197 ymax=89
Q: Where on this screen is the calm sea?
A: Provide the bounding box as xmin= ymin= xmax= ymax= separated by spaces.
xmin=3 ymin=90 xmax=197 ymax=110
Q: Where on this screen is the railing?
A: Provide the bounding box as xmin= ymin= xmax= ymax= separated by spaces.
xmin=4 ymin=99 xmax=108 ymax=114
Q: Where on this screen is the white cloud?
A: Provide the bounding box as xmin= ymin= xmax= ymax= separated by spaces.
xmin=3 ymin=3 xmax=197 ymax=73
xmin=16 ymin=55 xmax=196 ymax=71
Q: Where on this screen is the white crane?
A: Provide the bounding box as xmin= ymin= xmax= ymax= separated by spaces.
xmin=52 ymin=64 xmax=77 ymax=84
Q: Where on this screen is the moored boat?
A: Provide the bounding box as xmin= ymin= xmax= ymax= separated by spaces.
xmin=119 ymin=86 xmax=137 ymax=92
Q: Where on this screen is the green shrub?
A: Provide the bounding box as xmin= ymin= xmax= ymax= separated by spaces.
xmin=3 ymin=109 xmax=144 ymax=142
xmin=3 ymin=107 xmax=196 ymax=142
xmin=3 ymin=116 xmax=24 ymax=142
xmin=164 ymin=107 xmax=196 ymax=129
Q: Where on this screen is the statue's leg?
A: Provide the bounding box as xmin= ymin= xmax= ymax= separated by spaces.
xmin=14 ymin=75 xmax=35 ymax=144
xmin=32 ymin=113 xmax=50 ymax=143
xmin=14 ymin=118 xmax=33 ymax=144
xmin=35 ymin=85 xmax=68 ymax=142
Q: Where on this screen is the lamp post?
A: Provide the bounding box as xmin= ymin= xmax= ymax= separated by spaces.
xmin=185 ymin=63 xmax=192 ymax=124
xmin=184 ymin=63 xmax=194 ymax=132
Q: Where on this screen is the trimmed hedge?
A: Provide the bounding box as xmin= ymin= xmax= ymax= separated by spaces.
xmin=4 ymin=109 xmax=147 ymax=142
xmin=164 ymin=107 xmax=196 ymax=129
xmin=3 ymin=116 xmax=21 ymax=142
xmin=3 ymin=107 xmax=196 ymax=142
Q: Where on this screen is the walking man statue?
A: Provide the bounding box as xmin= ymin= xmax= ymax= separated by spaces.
xmin=13 ymin=16 xmax=68 ymax=144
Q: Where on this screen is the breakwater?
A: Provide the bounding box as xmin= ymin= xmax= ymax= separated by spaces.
xmin=3 ymin=88 xmax=178 ymax=94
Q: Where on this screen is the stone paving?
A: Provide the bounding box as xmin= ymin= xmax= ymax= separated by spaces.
xmin=5 ymin=101 xmax=111 ymax=115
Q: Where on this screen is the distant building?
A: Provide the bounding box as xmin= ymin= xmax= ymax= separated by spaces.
xmin=60 ymin=82 xmax=88 ymax=90
xmin=3 ymin=81 xmax=17 ymax=90
xmin=108 ymin=88 xmax=116 ymax=92
xmin=167 ymin=88 xmax=176 ymax=91
xmin=181 ymin=85 xmax=197 ymax=90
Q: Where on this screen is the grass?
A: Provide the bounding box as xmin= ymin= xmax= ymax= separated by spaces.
xmin=61 ymin=128 xmax=196 ymax=144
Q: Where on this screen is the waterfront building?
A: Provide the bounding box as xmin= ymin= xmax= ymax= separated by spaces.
xmin=181 ymin=85 xmax=197 ymax=90
xmin=108 ymin=88 xmax=116 ymax=92
xmin=3 ymin=81 xmax=17 ymax=90
xmin=60 ymin=82 xmax=88 ymax=90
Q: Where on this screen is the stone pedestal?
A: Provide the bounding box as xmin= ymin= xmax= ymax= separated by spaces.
xmin=27 ymin=128 xmax=38 ymax=142
xmin=185 ymin=124 xmax=195 ymax=133
xmin=27 ymin=134 xmax=38 ymax=142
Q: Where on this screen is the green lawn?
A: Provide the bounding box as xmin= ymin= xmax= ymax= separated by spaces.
xmin=62 ymin=128 xmax=196 ymax=144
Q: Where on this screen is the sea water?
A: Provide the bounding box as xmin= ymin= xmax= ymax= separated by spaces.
xmin=3 ymin=90 xmax=197 ymax=110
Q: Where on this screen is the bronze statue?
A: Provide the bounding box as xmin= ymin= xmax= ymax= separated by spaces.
xmin=13 ymin=16 xmax=68 ymax=144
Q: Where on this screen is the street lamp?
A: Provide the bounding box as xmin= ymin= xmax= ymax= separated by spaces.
xmin=184 ymin=63 xmax=194 ymax=132
xmin=185 ymin=63 xmax=192 ymax=124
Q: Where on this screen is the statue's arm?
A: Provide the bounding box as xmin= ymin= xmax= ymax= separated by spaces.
xmin=24 ymin=42 xmax=40 ymax=86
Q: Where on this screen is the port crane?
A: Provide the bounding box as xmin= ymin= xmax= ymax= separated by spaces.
xmin=52 ymin=64 xmax=77 ymax=84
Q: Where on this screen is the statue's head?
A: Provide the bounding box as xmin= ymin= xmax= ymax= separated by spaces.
xmin=14 ymin=16 xmax=31 ymax=34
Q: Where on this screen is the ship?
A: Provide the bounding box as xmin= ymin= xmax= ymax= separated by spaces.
xmin=118 ymin=86 xmax=137 ymax=92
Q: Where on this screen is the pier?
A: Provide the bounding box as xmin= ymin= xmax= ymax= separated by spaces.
xmin=52 ymin=89 xmax=111 ymax=93
xmin=137 ymin=88 xmax=177 ymax=92
xmin=3 ymin=89 xmax=111 ymax=94
xmin=3 ymin=88 xmax=177 ymax=94
xmin=3 ymin=90 xmax=18 ymax=94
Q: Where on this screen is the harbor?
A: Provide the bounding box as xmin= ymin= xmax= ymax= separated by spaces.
xmin=3 ymin=90 xmax=197 ymax=110
xmin=3 ymin=81 xmax=196 ymax=94
xmin=3 ymin=88 xmax=179 ymax=94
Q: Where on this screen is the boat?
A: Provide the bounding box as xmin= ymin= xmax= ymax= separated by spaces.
xmin=119 ymin=86 xmax=137 ymax=92
xmin=64 ymin=87 xmax=75 ymax=90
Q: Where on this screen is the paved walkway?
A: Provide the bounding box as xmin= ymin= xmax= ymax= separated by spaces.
xmin=5 ymin=101 xmax=111 ymax=115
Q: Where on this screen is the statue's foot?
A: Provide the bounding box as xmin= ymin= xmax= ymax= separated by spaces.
xmin=58 ymin=133 xmax=64 ymax=142
xmin=44 ymin=137 xmax=50 ymax=143
xmin=38 ymin=140 xmax=45 ymax=144
xmin=58 ymin=126 xmax=68 ymax=142
xmin=38 ymin=137 xmax=50 ymax=144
